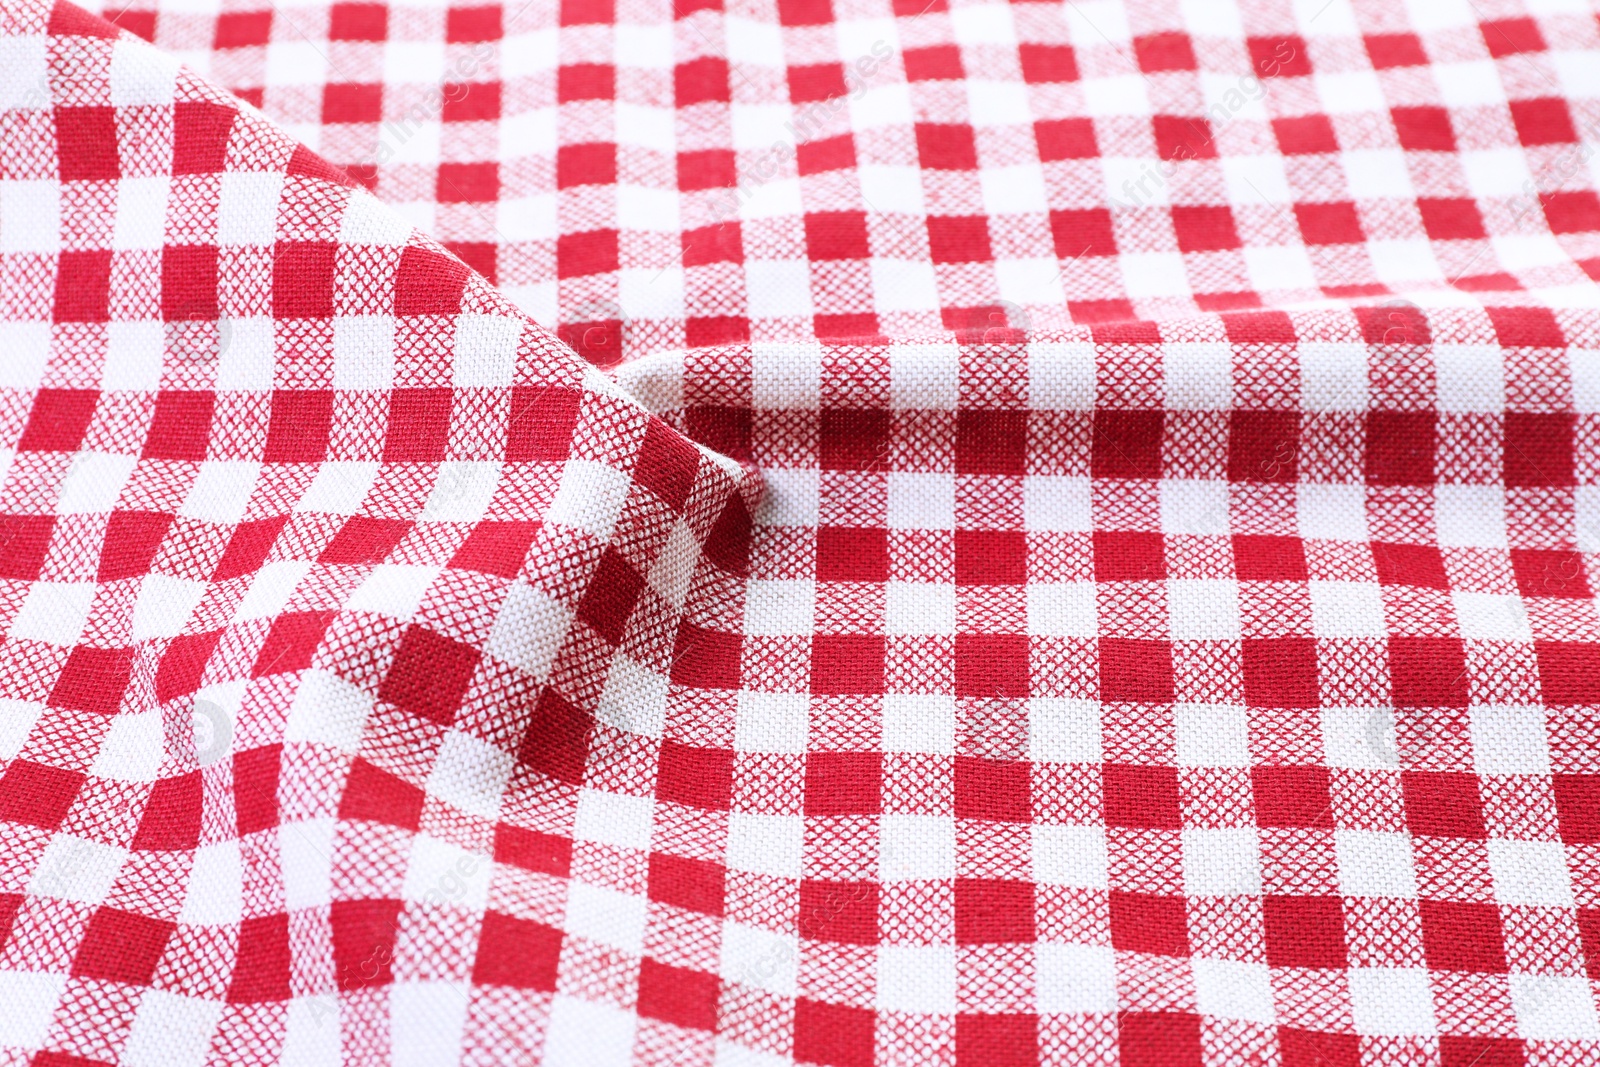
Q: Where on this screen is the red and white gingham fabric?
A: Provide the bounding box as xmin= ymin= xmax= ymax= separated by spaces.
xmin=4 ymin=0 xmax=1600 ymax=1063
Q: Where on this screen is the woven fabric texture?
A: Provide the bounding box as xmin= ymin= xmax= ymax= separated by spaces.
xmin=2 ymin=0 xmax=1600 ymax=1063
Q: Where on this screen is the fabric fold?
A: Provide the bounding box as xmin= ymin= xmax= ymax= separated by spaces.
xmin=0 ymin=4 xmax=759 ymax=1060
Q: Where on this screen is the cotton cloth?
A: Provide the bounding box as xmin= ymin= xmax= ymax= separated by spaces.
xmin=2 ymin=0 xmax=1600 ymax=1064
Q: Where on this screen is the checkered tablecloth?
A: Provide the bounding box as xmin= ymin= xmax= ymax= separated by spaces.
xmin=3 ymin=0 xmax=1600 ymax=1062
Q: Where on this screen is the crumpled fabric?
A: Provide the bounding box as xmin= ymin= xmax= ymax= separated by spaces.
xmin=2 ymin=0 xmax=1600 ymax=1063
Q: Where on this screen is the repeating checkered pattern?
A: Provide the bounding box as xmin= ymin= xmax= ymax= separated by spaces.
xmin=4 ymin=0 xmax=1600 ymax=1064
xmin=83 ymin=0 xmax=1600 ymax=364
